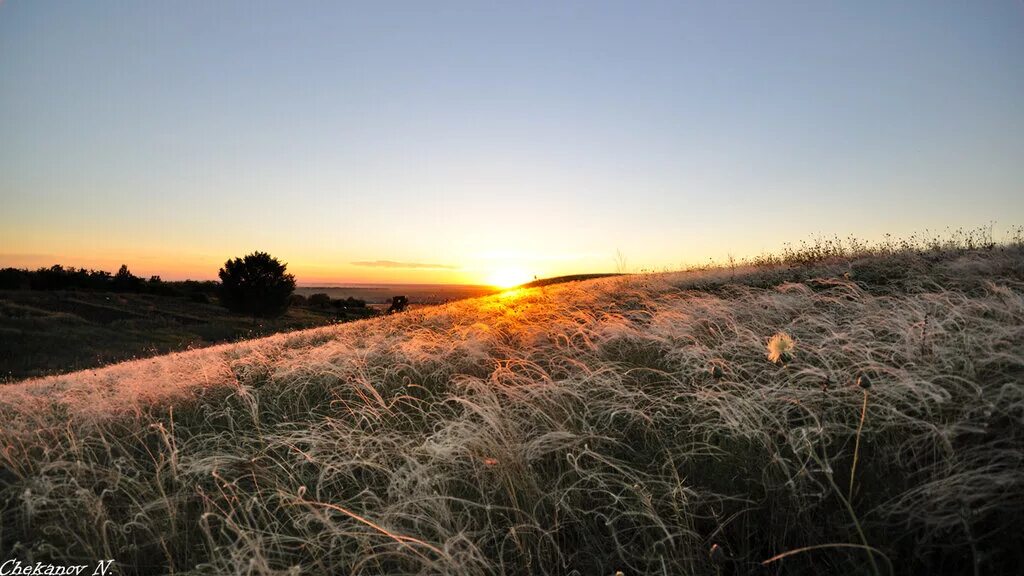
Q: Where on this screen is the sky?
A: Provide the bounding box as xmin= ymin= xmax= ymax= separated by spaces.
xmin=1 ymin=1 xmax=1022 ymax=285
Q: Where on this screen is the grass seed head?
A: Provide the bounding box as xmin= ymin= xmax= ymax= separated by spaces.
xmin=767 ymin=332 xmax=795 ymax=365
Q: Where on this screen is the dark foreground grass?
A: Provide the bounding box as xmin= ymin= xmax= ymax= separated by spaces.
xmin=1 ymin=240 xmax=1023 ymax=575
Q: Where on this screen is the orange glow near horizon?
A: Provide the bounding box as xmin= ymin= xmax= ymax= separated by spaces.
xmin=0 ymin=250 xmax=555 ymax=287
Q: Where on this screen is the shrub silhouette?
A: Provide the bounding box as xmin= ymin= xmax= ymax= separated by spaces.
xmin=331 ymin=296 xmax=367 ymax=310
xmin=387 ymin=295 xmax=409 ymax=314
xmin=307 ymin=293 xmax=331 ymax=308
xmin=217 ymin=252 xmax=296 ymax=318
xmin=189 ymin=292 xmax=210 ymax=304
xmin=112 ymin=264 xmax=143 ymax=292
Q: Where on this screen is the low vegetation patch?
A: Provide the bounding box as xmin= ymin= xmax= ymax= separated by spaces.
xmin=1 ymin=240 xmax=1023 ymax=574
xmin=0 ymin=290 xmax=373 ymax=381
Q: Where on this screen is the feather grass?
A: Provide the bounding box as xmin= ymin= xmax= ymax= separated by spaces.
xmin=1 ymin=239 xmax=1023 ymax=574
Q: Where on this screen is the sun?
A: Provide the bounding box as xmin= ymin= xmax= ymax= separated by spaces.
xmin=486 ymin=267 xmax=532 ymax=289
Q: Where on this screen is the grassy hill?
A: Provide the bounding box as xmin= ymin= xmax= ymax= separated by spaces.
xmin=520 ymin=273 xmax=622 ymax=288
xmin=1 ymin=244 xmax=1022 ymax=574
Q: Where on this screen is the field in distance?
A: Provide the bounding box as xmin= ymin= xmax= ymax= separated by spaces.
xmin=1 ymin=283 xmax=492 ymax=382
xmin=0 ymin=289 xmax=367 ymax=382
xmin=296 ymin=282 xmax=498 ymax=307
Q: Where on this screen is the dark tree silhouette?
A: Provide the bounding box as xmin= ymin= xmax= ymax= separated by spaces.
xmin=112 ymin=264 xmax=142 ymax=292
xmin=218 ymin=252 xmax=296 ymax=318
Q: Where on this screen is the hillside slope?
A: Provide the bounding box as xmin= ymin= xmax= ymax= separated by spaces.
xmin=0 ymin=289 xmax=371 ymax=381
xmin=2 ymin=247 xmax=1023 ymax=575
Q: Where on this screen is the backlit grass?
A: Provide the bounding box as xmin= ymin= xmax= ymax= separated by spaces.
xmin=1 ymin=240 xmax=1023 ymax=574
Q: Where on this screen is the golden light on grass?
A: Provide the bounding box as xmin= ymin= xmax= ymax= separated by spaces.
xmin=767 ymin=332 xmax=795 ymax=365
xmin=4 ymin=242 xmax=1023 ymax=574
xmin=487 ymin=267 xmax=532 ymax=289
xmin=497 ymin=287 xmax=526 ymax=300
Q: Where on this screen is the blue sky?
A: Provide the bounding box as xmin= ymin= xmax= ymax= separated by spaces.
xmin=1 ymin=1 xmax=1022 ymax=283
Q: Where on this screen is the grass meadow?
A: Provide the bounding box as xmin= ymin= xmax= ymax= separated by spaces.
xmin=1 ymin=235 xmax=1023 ymax=575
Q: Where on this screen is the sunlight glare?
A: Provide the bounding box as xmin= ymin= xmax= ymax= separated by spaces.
xmin=487 ymin=267 xmax=532 ymax=289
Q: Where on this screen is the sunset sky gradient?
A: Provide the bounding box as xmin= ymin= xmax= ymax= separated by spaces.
xmin=2 ymin=1 xmax=1022 ymax=284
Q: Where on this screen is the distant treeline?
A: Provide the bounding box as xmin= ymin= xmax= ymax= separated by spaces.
xmin=0 ymin=264 xmax=369 ymax=310
xmin=0 ymin=264 xmax=219 ymax=301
